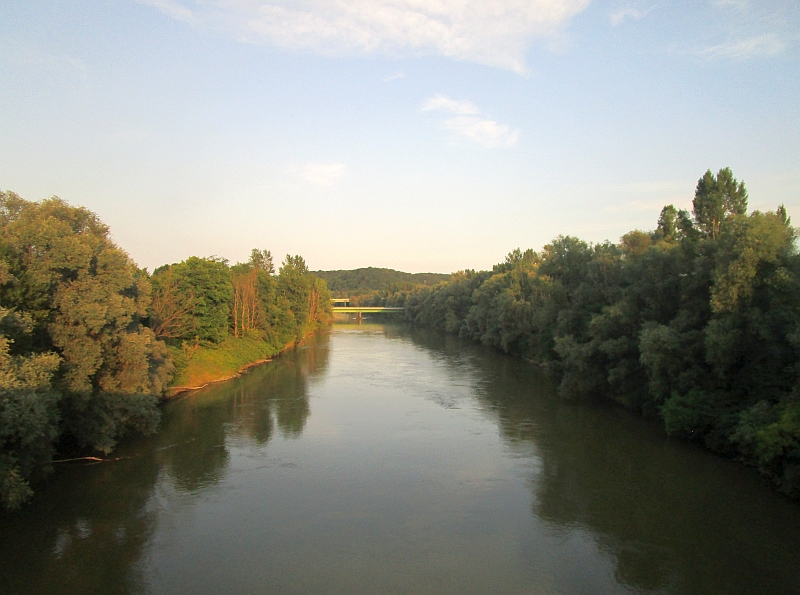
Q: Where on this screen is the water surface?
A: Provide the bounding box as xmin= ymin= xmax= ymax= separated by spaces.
xmin=2 ymin=324 xmax=799 ymax=594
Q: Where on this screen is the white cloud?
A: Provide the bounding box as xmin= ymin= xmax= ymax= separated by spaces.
xmin=303 ymin=162 xmax=347 ymax=187
xmin=610 ymin=7 xmax=650 ymax=26
xmin=140 ymin=0 xmax=594 ymax=73
xmin=422 ymin=94 xmax=519 ymax=148
xmin=697 ymin=33 xmax=786 ymax=59
xmin=422 ymin=94 xmax=480 ymax=115
xmin=442 ymin=116 xmax=519 ymax=148
xmin=384 ymin=72 xmax=404 ymax=81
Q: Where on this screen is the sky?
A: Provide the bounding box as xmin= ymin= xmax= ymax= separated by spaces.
xmin=1 ymin=0 xmax=798 ymax=273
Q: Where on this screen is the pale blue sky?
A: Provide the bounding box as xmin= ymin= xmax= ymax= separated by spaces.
xmin=1 ymin=0 xmax=798 ymax=273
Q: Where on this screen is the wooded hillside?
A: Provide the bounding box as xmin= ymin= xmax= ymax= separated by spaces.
xmin=312 ymin=268 xmax=448 ymax=295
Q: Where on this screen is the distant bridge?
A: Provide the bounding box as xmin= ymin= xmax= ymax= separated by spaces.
xmin=331 ymin=307 xmax=404 ymax=313
xmin=330 ymin=298 xmax=403 ymax=317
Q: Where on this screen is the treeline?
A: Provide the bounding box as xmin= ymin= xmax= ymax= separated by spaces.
xmin=150 ymin=251 xmax=329 ymax=353
xmin=0 ymin=191 xmax=329 ymax=510
xmin=398 ymin=169 xmax=800 ymax=498
xmin=312 ymin=267 xmax=448 ymax=305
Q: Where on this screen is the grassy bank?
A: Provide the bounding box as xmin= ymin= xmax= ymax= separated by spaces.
xmin=168 ymin=333 xmax=290 ymax=393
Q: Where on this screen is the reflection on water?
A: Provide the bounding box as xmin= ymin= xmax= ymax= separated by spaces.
xmin=412 ymin=328 xmax=800 ymax=595
xmin=0 ymin=335 xmax=328 ymax=595
xmin=1 ymin=325 xmax=798 ymax=595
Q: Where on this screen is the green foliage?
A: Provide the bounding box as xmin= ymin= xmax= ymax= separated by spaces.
xmin=313 ymin=267 xmax=448 ymax=295
xmin=620 ymin=230 xmax=653 ymax=258
xmin=655 ymin=205 xmax=679 ymax=241
xmin=0 ymin=191 xmax=174 ymax=509
xmin=0 ymin=190 xmax=329 ymax=510
xmin=0 ymin=308 xmax=61 ymax=510
xmin=661 ymin=389 xmax=725 ymax=439
xmin=164 ymin=257 xmax=233 ymax=343
xmin=397 ymin=168 xmax=800 ymax=498
xmin=710 ymin=210 xmax=796 ymax=313
xmin=692 ymin=168 xmax=748 ymax=240
xmin=313 ymin=266 xmax=449 ymax=306
xmin=249 ymin=248 xmax=275 ymax=274
xmin=59 ymin=391 xmax=161 ymax=455
xmin=279 ymin=255 xmax=331 ymax=341
xmin=732 ymin=397 xmax=800 ymax=497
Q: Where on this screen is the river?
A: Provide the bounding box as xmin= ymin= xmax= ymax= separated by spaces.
xmin=1 ymin=324 xmax=799 ymax=595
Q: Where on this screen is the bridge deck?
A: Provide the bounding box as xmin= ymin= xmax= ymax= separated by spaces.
xmin=332 ymin=307 xmax=403 ymax=313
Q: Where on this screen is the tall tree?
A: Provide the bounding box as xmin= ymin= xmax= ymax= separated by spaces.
xmin=0 ymin=192 xmax=173 ymax=506
xmin=249 ymin=249 xmax=275 ymax=274
xmin=166 ymin=257 xmax=233 ymax=343
xmin=232 ymin=268 xmax=261 ymax=337
xmin=149 ymin=267 xmax=196 ymax=339
xmin=692 ymin=168 xmax=748 ymax=240
xmin=656 ymin=205 xmax=678 ymax=241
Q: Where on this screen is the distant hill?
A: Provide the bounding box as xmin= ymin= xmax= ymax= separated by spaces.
xmin=312 ymin=267 xmax=449 ymax=296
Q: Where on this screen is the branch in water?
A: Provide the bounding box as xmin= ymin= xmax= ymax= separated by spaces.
xmin=51 ymin=456 xmax=126 ymax=464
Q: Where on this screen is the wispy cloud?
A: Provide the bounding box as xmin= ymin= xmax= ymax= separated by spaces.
xmin=601 ymin=180 xmax=690 ymax=213
xmin=442 ymin=117 xmax=519 ymax=148
xmin=423 ymin=94 xmax=518 ymax=148
xmin=384 ymin=72 xmax=404 ymax=82
xmin=422 ymin=95 xmax=480 ymax=115
xmin=713 ymin=0 xmax=749 ymax=10
xmin=610 ymin=7 xmax=651 ymax=26
xmin=303 ymin=162 xmax=347 ymax=187
xmin=139 ymin=0 xmax=194 ymax=24
xmin=2 ymin=41 xmax=88 ymax=76
xmin=140 ymin=0 xmax=593 ymax=74
xmin=696 ymin=33 xmax=786 ymax=59
xmin=688 ymin=1 xmax=796 ymax=61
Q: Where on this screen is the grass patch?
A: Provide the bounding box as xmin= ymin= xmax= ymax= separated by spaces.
xmin=169 ymin=333 xmax=287 ymax=390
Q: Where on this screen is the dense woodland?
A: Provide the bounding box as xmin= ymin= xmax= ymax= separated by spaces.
xmin=393 ymin=169 xmax=800 ymax=499
xmin=0 ymin=191 xmax=329 ymax=510
xmin=313 ymin=267 xmax=448 ymax=305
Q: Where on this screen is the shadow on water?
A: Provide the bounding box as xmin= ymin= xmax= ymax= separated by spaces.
xmin=406 ymin=326 xmax=800 ymax=595
xmin=0 ymin=332 xmax=330 ymax=595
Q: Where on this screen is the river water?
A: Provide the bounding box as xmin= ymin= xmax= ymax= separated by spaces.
xmin=2 ymin=324 xmax=799 ymax=595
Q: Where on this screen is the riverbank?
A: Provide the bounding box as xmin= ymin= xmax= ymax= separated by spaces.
xmin=166 ymin=333 xmax=300 ymax=396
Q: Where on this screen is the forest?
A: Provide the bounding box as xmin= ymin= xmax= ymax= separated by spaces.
xmin=0 ymin=191 xmax=330 ymax=510
xmin=393 ymin=169 xmax=800 ymax=499
xmin=312 ymin=267 xmax=448 ymax=305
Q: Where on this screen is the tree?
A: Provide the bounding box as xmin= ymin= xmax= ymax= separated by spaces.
xmin=0 ymin=307 xmax=60 ymax=510
xmin=232 ymin=268 xmax=261 ymax=337
xmin=620 ymin=230 xmax=652 ymax=258
xmin=277 ymin=255 xmax=331 ymax=342
xmin=0 ymin=192 xmax=173 ymax=505
xmin=0 ymin=195 xmax=173 ymax=400
xmin=149 ymin=267 xmax=196 ymax=339
xmin=692 ymin=168 xmax=748 ymax=240
xmin=397 ymin=168 xmax=800 ymax=498
xmin=167 ymin=257 xmax=233 ymax=343
xmin=249 ymin=249 xmax=275 ymax=274
xmin=655 ymin=205 xmax=678 ymax=241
